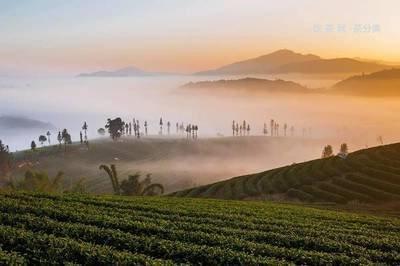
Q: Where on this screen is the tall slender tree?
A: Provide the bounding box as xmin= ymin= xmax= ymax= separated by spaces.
xmin=46 ymin=131 xmax=51 ymax=145
xmin=82 ymin=122 xmax=88 ymax=142
xmin=270 ymin=119 xmax=274 ymax=137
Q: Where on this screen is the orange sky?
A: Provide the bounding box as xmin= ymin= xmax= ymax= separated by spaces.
xmin=1 ymin=0 xmax=399 ymax=75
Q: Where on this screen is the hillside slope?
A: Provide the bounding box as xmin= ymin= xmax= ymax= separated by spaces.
xmin=181 ymin=77 xmax=312 ymax=94
xmin=171 ymin=143 xmax=400 ymax=204
xmin=0 ymin=191 xmax=399 ymax=264
xmin=10 ymin=136 xmax=326 ymax=194
xmin=332 ymin=68 xmax=400 ymax=96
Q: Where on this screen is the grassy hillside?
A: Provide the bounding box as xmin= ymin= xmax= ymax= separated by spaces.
xmin=171 ymin=143 xmax=400 ymax=204
xmin=10 ymin=136 xmax=325 ymax=194
xmin=0 ymin=191 xmax=399 ymax=264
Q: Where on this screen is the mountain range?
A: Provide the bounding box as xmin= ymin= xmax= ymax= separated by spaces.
xmin=77 ymin=49 xmax=394 ymax=77
xmin=182 ymin=77 xmax=312 ymax=93
xmin=0 ymin=116 xmax=55 ymax=131
xmin=194 ymin=49 xmax=390 ymax=75
xmin=77 ymin=66 xmax=174 ymax=77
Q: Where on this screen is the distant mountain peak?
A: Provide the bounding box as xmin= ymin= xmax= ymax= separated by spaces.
xmin=77 ymin=66 xmax=174 ymax=77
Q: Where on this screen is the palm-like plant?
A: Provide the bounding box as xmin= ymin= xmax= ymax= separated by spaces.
xmin=99 ymin=164 xmax=120 ymax=195
xmin=99 ymin=164 xmax=164 ymax=196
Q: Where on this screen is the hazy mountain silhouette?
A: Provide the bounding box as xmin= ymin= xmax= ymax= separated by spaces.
xmin=77 ymin=66 xmax=174 ymax=77
xmin=273 ymin=58 xmax=387 ymax=74
xmin=182 ymin=77 xmax=312 ymax=93
xmin=194 ymin=49 xmax=390 ymax=75
xmin=0 ymin=116 xmax=55 ymax=131
xmin=331 ymin=68 xmax=400 ymax=96
xmin=194 ymin=49 xmax=320 ymax=75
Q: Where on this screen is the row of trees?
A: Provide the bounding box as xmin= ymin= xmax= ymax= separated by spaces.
xmin=103 ymin=117 xmax=199 ymax=140
xmin=232 ymin=120 xmax=251 ymax=136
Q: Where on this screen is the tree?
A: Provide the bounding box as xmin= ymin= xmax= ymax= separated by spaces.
xmin=0 ymin=140 xmax=11 ymax=176
xmin=246 ymin=124 xmax=250 ymax=136
xmin=99 ymin=164 xmax=163 ymax=196
xmin=97 ymin=128 xmax=106 ymax=136
xmin=82 ymin=121 xmax=88 ymax=142
xmin=167 ymin=121 xmax=171 ymax=135
xmin=263 ymin=123 xmax=267 ymax=135
xmin=159 ymin=118 xmax=163 ymax=135
xmin=61 ymin=129 xmax=72 ymax=152
xmin=144 ymin=121 xmax=148 ymax=135
xmin=80 ymin=131 xmax=83 ymax=143
xmin=57 ymin=131 xmax=62 ymax=147
xmin=377 ymin=136 xmax=384 ymax=145
xmin=284 ymin=124 xmax=287 ymax=137
xmin=105 ymin=118 xmax=125 ymax=140
xmin=31 ymin=141 xmax=36 ymax=151
xmin=232 ymin=120 xmax=236 ymax=136
xmin=340 ymin=143 xmax=348 ymax=154
xmin=270 ymin=119 xmax=274 ymax=137
xmin=46 ymin=131 xmax=51 ymax=145
xmin=322 ymin=145 xmax=333 ymax=158
xmin=39 ymin=135 xmax=47 ymax=146
xmin=338 ymin=143 xmax=349 ymax=158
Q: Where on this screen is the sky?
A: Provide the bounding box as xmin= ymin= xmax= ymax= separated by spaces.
xmin=0 ymin=0 xmax=399 ymax=76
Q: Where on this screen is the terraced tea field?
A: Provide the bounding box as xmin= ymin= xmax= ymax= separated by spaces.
xmin=172 ymin=143 xmax=400 ymax=203
xmin=0 ymin=191 xmax=399 ymax=265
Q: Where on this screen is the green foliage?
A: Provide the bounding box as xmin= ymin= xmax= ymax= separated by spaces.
xmin=99 ymin=164 xmax=163 ymax=196
xmin=0 ymin=191 xmax=399 ymax=264
xmin=8 ymin=170 xmax=64 ymax=193
xmin=7 ymin=170 xmax=87 ymax=194
xmin=0 ymin=140 xmax=12 ymax=176
xmin=105 ymin=118 xmax=125 ymax=140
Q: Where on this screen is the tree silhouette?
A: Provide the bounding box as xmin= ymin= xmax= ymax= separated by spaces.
xmin=61 ymin=129 xmax=72 ymax=152
xmin=246 ymin=124 xmax=250 ymax=136
xmin=232 ymin=120 xmax=235 ymax=136
xmin=322 ymin=145 xmax=333 ymax=158
xmin=159 ymin=118 xmax=163 ymax=135
xmin=46 ymin=131 xmax=51 ymax=145
xmin=144 ymin=121 xmax=148 ymax=135
xmin=99 ymin=164 xmax=163 ymax=196
xmin=105 ymin=118 xmax=125 ymax=140
xmin=129 ymin=122 xmax=132 ymax=135
xmin=0 ymin=140 xmax=11 ymax=177
xmin=176 ymin=122 xmax=179 ymax=134
xmin=284 ymin=124 xmax=287 ymax=137
xmin=31 ymin=141 xmax=36 ymax=151
xmin=82 ymin=122 xmax=88 ymax=142
xmin=80 ymin=131 xmax=83 ymax=144
xmin=97 ymin=128 xmax=106 ymax=136
xmin=270 ymin=119 xmax=274 ymax=137
xmin=39 ymin=135 xmax=47 ymax=146
xmin=263 ymin=123 xmax=267 ymax=135
xmin=57 ymin=131 xmax=62 ymax=148
xmin=167 ymin=121 xmax=171 ymax=135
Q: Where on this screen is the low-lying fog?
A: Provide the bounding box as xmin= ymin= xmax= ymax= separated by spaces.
xmin=2 ymin=74 xmax=400 ymax=191
xmin=2 ymin=74 xmax=399 ymax=152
